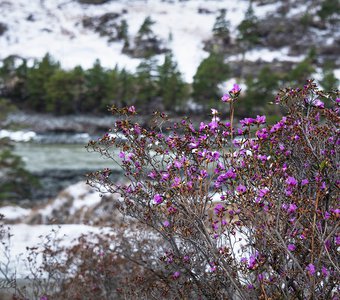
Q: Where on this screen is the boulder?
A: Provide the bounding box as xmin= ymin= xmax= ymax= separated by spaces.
xmin=0 ymin=22 xmax=7 ymax=36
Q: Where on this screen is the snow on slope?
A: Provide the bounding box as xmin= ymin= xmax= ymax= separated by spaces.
xmin=0 ymin=0 xmax=284 ymax=82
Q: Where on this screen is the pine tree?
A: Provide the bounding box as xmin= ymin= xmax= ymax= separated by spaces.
xmin=26 ymin=53 xmax=60 ymax=112
xmin=320 ymin=61 xmax=339 ymax=91
xmin=157 ymin=53 xmax=188 ymax=111
xmin=237 ymin=3 xmax=259 ymax=51
xmin=287 ymin=57 xmax=315 ymax=85
xmin=83 ymin=59 xmax=109 ymax=112
xmin=135 ymin=58 xmax=158 ymax=108
xmin=117 ymin=19 xmax=129 ymax=41
xmin=212 ymin=9 xmax=230 ymax=41
xmin=137 ymin=16 xmax=155 ymax=40
xmin=192 ymin=53 xmax=229 ymax=107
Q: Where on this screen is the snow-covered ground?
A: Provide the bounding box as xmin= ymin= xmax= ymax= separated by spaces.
xmin=0 ymin=224 xmax=108 ymax=278
xmin=0 ymin=0 xmax=298 ymax=82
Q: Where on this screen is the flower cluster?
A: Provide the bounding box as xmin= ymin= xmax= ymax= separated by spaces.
xmin=87 ymin=81 xmax=340 ymax=299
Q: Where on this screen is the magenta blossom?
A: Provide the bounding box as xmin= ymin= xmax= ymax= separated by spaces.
xmin=221 ymin=94 xmax=231 ymax=102
xmin=313 ymin=99 xmax=324 ymax=109
xmin=322 ymin=266 xmax=329 ymax=277
xmin=161 ymin=172 xmax=170 ymax=181
xmin=301 ymin=179 xmax=309 ymax=186
xmin=236 ymin=184 xmax=247 ymax=194
xmin=287 ymin=203 xmax=298 ymax=214
xmin=154 ymin=194 xmax=163 ymax=205
xmin=163 ymin=220 xmax=170 ymax=227
xmin=128 ymin=105 xmax=136 ymax=113
xmin=306 ymin=263 xmax=316 ymax=276
xmin=214 ymin=203 xmax=225 ymax=216
xmin=240 ymin=117 xmax=255 ymax=127
xmin=287 ymin=244 xmax=296 ymax=251
xmin=255 ymin=115 xmax=266 ymax=124
xmin=286 ymin=176 xmax=297 ymax=186
xmin=230 ymin=83 xmax=241 ymax=94
xmin=172 ymin=271 xmax=181 ymax=279
xmin=258 ymin=188 xmax=269 ymax=198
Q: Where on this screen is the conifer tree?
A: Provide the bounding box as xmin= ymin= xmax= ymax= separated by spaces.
xmin=157 ymin=53 xmax=188 ymax=110
xmin=237 ymin=3 xmax=259 ymax=51
xmin=26 ymin=53 xmax=60 ymax=112
xmin=84 ymin=59 xmax=109 ymax=112
xmin=192 ymin=53 xmax=229 ymax=107
xmin=137 ymin=16 xmax=155 ymax=40
xmin=320 ymin=61 xmax=339 ymax=91
xmin=212 ymin=9 xmax=230 ymax=42
xmin=135 ymin=58 xmax=157 ymax=107
xmin=117 ymin=19 xmax=129 ymax=41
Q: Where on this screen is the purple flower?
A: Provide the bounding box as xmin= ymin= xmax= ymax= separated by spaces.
xmin=306 ymin=263 xmax=316 ymax=276
xmin=209 ymin=120 xmax=218 ymax=131
xmin=258 ymin=188 xmax=269 ymax=198
xmin=40 ymin=297 xmax=48 ymax=300
xmin=148 ymin=171 xmax=157 ymax=179
xmin=256 ymin=128 xmax=268 ymax=139
xmin=236 ymin=184 xmax=247 ymax=194
xmin=172 ymin=271 xmax=180 ymax=279
xmin=287 ymin=203 xmax=298 ymax=214
xmin=221 ymin=94 xmax=231 ymax=102
xmin=287 ymin=244 xmax=296 ymax=251
xmin=314 ymin=99 xmax=324 ymax=109
xmin=240 ymin=257 xmax=248 ymax=264
xmin=174 ymin=160 xmax=182 ymax=169
xmin=214 ymin=203 xmax=225 ymax=216
xmin=225 ymin=169 xmax=236 ymax=179
xmin=248 ymin=254 xmax=257 ymax=269
xmin=128 ymin=105 xmax=136 ymax=113
xmin=200 ymin=169 xmax=208 ymax=178
xmin=335 ymin=235 xmax=340 ymax=245
xmin=154 ymin=194 xmax=163 ymax=205
xmin=230 ymin=83 xmax=241 ymax=94
xmin=324 ymin=211 xmax=331 ymax=220
xmin=172 ymin=177 xmax=181 ymax=187
xmin=212 ymin=151 xmax=220 ymax=160
xmin=163 ymin=220 xmax=170 ymax=227
xmin=286 ymin=176 xmax=297 ymax=186
xmin=240 ymin=117 xmax=255 ymax=127
xmin=119 ymin=151 xmax=125 ymax=159
xmin=199 ymin=122 xmax=207 ymax=131
xmin=322 ymin=266 xmax=329 ymax=277
xmin=255 ymin=115 xmax=266 ymax=124
xmin=161 ymin=172 xmax=170 ymax=181
xmin=183 ymin=256 xmax=190 ymax=263
xmin=257 ymin=155 xmax=268 ymax=162
xmin=301 ymin=179 xmax=309 ymax=186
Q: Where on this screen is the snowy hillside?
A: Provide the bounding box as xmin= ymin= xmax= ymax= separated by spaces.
xmin=1 ymin=0 xmax=332 ymax=82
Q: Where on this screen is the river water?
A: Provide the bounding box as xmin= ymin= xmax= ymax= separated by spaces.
xmin=13 ymin=142 xmax=119 ymax=172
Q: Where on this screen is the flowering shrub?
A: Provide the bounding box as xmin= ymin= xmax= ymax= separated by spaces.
xmin=86 ymin=80 xmax=340 ymax=299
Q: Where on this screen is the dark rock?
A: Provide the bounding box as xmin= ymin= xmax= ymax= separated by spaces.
xmin=123 ymin=37 xmax=169 ymax=58
xmin=77 ymin=0 xmax=111 ymax=4
xmin=198 ymin=8 xmax=213 ymax=14
xmin=0 ymin=22 xmax=7 ymax=36
xmin=26 ymin=14 xmax=35 ymax=22
xmin=41 ymin=28 xmax=53 ymax=33
xmin=82 ymin=12 xmax=122 ymax=42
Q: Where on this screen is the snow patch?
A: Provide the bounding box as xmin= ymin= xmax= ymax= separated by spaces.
xmin=0 ymin=206 xmax=31 ymax=220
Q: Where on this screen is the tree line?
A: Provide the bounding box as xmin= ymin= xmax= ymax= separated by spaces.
xmin=0 ymin=53 xmax=189 ymax=115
